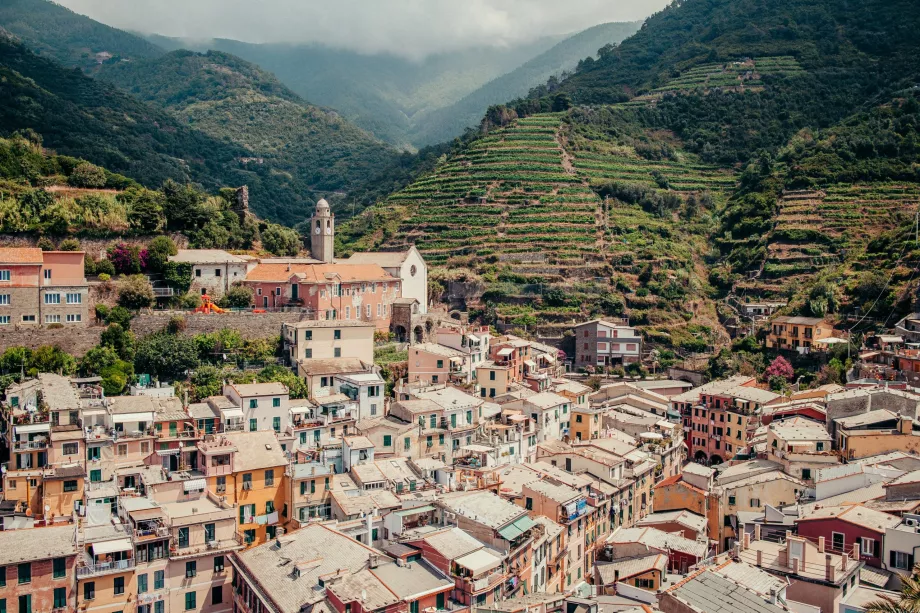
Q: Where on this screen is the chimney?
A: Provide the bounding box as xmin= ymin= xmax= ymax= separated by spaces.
xmin=841 ymin=551 xmax=848 ymax=571
xmin=756 ymin=549 xmax=763 ymax=567
xmin=792 ymin=558 xmax=799 ymax=574
xmin=754 ymin=524 xmax=762 ymax=542
xmin=768 ymin=589 xmax=777 ymax=605
xmin=901 ymin=415 xmax=913 ymax=435
xmin=825 ymin=554 xmax=835 ymax=583
xmin=368 ymin=553 xmax=379 ymax=569
xmin=743 ymin=532 xmax=751 ymax=550
xmin=818 ymin=536 xmax=825 ymax=553
xmin=851 ymin=543 xmax=859 ymax=560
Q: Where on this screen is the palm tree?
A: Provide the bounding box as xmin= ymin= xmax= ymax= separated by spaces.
xmin=865 ymin=566 xmax=920 ymax=613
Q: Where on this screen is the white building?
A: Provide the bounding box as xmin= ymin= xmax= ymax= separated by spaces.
xmin=344 ymin=246 xmax=428 ymax=313
xmin=334 ymin=372 xmax=386 ymax=421
xmin=223 ymin=382 xmax=290 ymax=434
xmin=167 ymin=249 xmax=255 ymax=296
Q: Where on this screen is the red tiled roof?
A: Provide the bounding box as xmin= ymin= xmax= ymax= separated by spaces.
xmin=0 ymin=248 xmax=43 ymax=264
xmin=245 ymin=263 xmax=394 ymax=283
xmin=654 ymin=474 xmax=682 ymax=488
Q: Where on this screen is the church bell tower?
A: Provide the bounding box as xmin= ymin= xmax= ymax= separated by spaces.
xmin=310 ymin=198 xmax=335 ymax=263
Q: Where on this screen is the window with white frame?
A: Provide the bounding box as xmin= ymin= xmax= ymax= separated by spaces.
xmin=275 ymin=287 xmax=281 ymax=296
xmin=0 ymin=294 xmax=9 ymax=305
xmin=66 ymin=314 xmax=82 ymax=323
xmin=44 ymin=293 xmax=61 ymax=304
xmin=892 ymin=551 xmax=913 ymax=569
xmin=0 ymin=270 xmax=9 ymax=281
xmin=345 ymin=306 xmax=350 ymax=319
xmin=45 ymin=314 xmax=61 ymax=324
xmin=861 ymin=537 xmax=875 ymax=556
xmin=366 ymin=304 xmax=371 ymax=318
xmin=0 ymin=316 xmax=9 ymax=325
xmin=377 ymin=304 xmax=381 ymax=317
xmin=21 ymin=315 xmax=35 ymax=323
xmin=66 ymin=293 xmax=82 ymax=304
xmin=44 ymin=269 xmax=51 ymax=280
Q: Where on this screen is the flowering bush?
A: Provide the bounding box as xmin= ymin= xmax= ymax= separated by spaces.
xmin=107 ymin=242 xmax=148 ymax=274
xmin=764 ymin=356 xmax=794 ymax=382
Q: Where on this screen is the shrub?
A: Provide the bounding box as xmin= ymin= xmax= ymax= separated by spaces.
xmin=179 ymin=293 xmax=201 ymax=309
xmin=95 ymin=258 xmax=116 ymax=277
xmin=261 ymin=224 xmax=301 ymax=256
xmin=117 ymin=275 xmax=155 ymax=310
xmin=146 ymin=236 xmax=178 ymax=273
xmin=68 ymin=162 xmax=107 ymax=188
xmin=107 ymin=243 xmax=147 ymax=274
xmin=106 ymin=305 xmax=133 ymax=329
xmin=167 ymin=316 xmax=187 ymax=334
xmin=84 ymin=254 xmax=96 ymax=276
xmin=59 ymin=238 xmax=80 ymax=251
xmin=134 ymin=332 xmax=200 ymax=380
xmin=37 ymin=237 xmax=55 ymax=251
xmin=98 ymin=273 xmax=111 ymax=282
xmin=218 ymin=285 xmax=253 ymax=309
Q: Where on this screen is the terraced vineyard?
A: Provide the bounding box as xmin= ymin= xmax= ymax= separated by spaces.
xmin=736 ymin=184 xmax=920 ymax=298
xmin=381 ymin=114 xmax=603 ymax=274
xmin=618 ymin=56 xmax=806 ymax=107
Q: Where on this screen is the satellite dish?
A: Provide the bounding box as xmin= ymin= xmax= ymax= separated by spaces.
xmin=45 ymin=505 xmax=51 ymax=512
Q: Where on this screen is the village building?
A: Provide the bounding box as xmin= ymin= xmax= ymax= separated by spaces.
xmin=0 ymin=247 xmax=89 ymax=327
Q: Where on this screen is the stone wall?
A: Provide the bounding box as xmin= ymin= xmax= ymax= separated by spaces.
xmin=0 ymin=233 xmax=189 ymax=260
xmin=131 ymin=311 xmax=309 ymax=339
xmin=0 ymin=312 xmax=308 ymax=357
xmin=0 ymin=325 xmax=103 ymax=355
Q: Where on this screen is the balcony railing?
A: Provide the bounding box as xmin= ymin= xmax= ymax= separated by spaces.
xmin=77 ymin=557 xmax=135 ymax=578
xmin=171 ymin=533 xmax=244 ymax=559
xmin=134 ymin=526 xmax=169 ymax=540
xmin=13 ymin=439 xmax=48 ymax=450
xmin=223 ymin=422 xmax=246 ymax=432
xmin=469 ymin=570 xmax=506 ymax=592
xmin=202 ymin=464 xmax=233 ymax=477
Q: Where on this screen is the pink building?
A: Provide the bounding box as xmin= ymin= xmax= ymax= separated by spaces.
xmin=408 ymin=343 xmax=471 ymax=384
xmin=243 ymin=263 xmax=399 ymax=330
xmin=0 ymin=248 xmax=88 ymax=326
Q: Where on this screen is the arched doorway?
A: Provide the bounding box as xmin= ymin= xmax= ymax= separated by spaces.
xmin=693 ymin=450 xmax=708 ymax=464
xmin=413 ymin=326 xmax=424 ymax=344
xmin=708 ymin=455 xmax=723 ymax=466
xmin=394 ymin=325 xmax=407 ymax=343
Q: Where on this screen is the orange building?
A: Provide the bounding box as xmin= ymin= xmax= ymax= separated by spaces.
xmin=0 ymin=247 xmax=88 ymax=327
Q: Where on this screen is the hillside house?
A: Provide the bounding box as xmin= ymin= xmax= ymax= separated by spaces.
xmin=572 ymin=319 xmax=642 ymax=369
xmin=0 ymin=247 xmax=88 ymax=327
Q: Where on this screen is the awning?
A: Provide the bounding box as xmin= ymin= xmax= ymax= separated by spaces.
xmin=290 ymin=406 xmax=313 ymax=415
xmin=81 ymin=409 xmax=106 ymax=417
xmin=524 ymin=360 xmax=537 ymax=368
xmin=183 ymin=478 xmax=207 ymax=492
xmin=92 ymin=537 xmax=133 ymax=556
xmin=497 ymin=515 xmax=537 ymax=541
xmin=155 ymin=448 xmax=181 ymax=456
xmin=15 ymin=423 xmax=50 ymax=435
xmin=461 ymin=444 xmax=493 ymax=453
xmin=468 ymin=334 xmax=480 ymax=343
xmin=449 ymin=357 xmax=463 ymax=364
xmin=455 ymin=549 xmax=503 ymax=575
xmin=497 ymin=348 xmax=514 ymax=357
xmin=221 ymin=407 xmax=244 ymax=419
xmin=113 ymin=412 xmax=154 ymax=424
xmin=540 ymin=354 xmax=556 ymax=363
xmin=394 ymin=505 xmax=435 ymax=517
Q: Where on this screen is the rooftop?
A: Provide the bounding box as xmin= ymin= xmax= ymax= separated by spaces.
xmin=220 ymin=431 xmax=287 ymax=472
xmin=438 ymin=490 xmax=527 ymax=530
xmin=298 ymin=358 xmax=371 ymax=376
xmin=607 ymin=527 xmax=709 ymax=558
xmin=246 ymin=263 xmax=393 ymax=284
xmin=228 ymin=382 xmax=288 ymax=397
xmin=637 ymin=509 xmax=707 ymax=534
xmin=286 ymin=319 xmax=375 ymax=329
xmin=796 ymin=504 xmax=902 ymax=532
xmin=596 ymin=555 xmax=667 ymax=584
xmin=664 ymin=570 xmax=785 ymax=613
xmin=169 ymin=249 xmax=250 ymax=264
xmin=0 ymin=525 xmax=77 ymax=565
xmin=525 ymin=479 xmax=581 ymax=505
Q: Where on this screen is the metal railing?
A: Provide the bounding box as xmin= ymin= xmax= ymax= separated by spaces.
xmin=76 ymin=557 xmax=135 ymax=578
xmin=13 ymin=439 xmax=48 ymax=450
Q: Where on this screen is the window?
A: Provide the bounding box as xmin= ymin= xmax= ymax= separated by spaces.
xmin=114 ymin=576 xmax=125 ymax=595
xmin=404 ymin=437 xmax=411 ymax=451
xmin=204 ymin=523 xmax=215 ymax=542
xmin=0 ymin=271 xmax=8 ymax=281
xmin=366 ymin=305 xmax=372 ymax=318
xmin=0 ymin=316 xmax=8 ymax=325
xmin=214 ymin=555 xmax=225 ymax=572
xmin=44 ymin=269 xmax=52 ymax=280
xmin=244 ymin=529 xmax=256 ymax=544
xmin=728 ymin=495 xmax=736 ymax=506
xmin=816 ymin=442 xmax=825 ymax=451
xmin=154 ymin=570 xmax=165 ymax=590
xmin=21 ymin=315 xmax=35 ymax=323
xmin=275 ymin=287 xmax=281 ymax=296
xmin=272 ymin=416 xmax=280 ymax=433
xmin=861 ymin=537 xmax=876 ymax=556
xmin=265 ymin=469 xmax=275 ymax=486
xmin=383 ymin=435 xmax=392 ymax=447
xmin=66 ymin=293 xmax=82 ymax=304
xmin=305 ymin=348 xmax=313 ymax=358
xmin=17 ymin=596 xmax=29 ymax=613
xmin=801 ymin=468 xmax=811 ymax=480
xmin=216 ymin=476 xmax=226 ymax=493
xmin=370 ymin=404 xmax=377 ymax=416
xmin=334 ymin=347 xmax=341 ymax=358
xmin=44 ymin=293 xmax=60 ymax=305
xmin=155 ymin=602 xmax=164 ymax=613
xmin=212 ymin=586 xmax=223 ymax=605
xmin=138 ymin=573 xmax=148 ymax=594
xmin=178 ymin=527 xmax=189 ymax=548
xmin=44 ymin=315 xmax=61 ymax=324
xmin=89 ymin=469 xmax=101 ymax=482
xmin=750 ymin=498 xmax=760 ymax=507
xmin=83 ymin=581 xmax=96 ymax=601
xmin=0 ymin=295 xmax=8 ymax=306
xmin=185 ymin=592 xmax=196 ymax=611
xmin=53 ymin=588 xmax=66 ymax=609
xmin=186 ymin=561 xmax=197 ymax=578
xmin=249 ymin=399 xmax=258 ymax=409
xmin=334 ymin=329 xmax=341 ymax=340
xmin=17 ymin=563 xmax=30 ymax=584
xmin=195 ymin=269 xmax=202 ymax=277
xmin=66 ymin=314 xmax=82 ymax=323
xmin=832 ymin=532 xmax=845 ymax=551
xmin=49 ymin=557 xmax=67 ymax=580
xmin=891 ymin=551 xmax=914 ymax=570
xmin=249 ymin=418 xmax=257 ymax=432
xmin=266 ymin=501 xmax=275 ymax=514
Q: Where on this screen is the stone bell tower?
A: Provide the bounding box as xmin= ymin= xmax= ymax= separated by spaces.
xmin=310 ymin=198 xmax=335 ymax=263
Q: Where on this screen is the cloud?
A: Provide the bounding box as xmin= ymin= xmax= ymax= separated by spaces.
xmin=56 ymin=0 xmax=668 ymax=60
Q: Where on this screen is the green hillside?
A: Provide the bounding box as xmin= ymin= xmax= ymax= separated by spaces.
xmin=98 ymin=49 xmax=399 ymax=216
xmin=0 ymin=0 xmax=163 ymax=71
xmin=407 ymin=22 xmax=642 ymax=147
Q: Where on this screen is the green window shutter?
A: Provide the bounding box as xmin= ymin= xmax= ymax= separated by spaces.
xmin=383 ymin=435 xmax=392 ymax=447
xmin=52 ymin=558 xmax=65 ymax=579
xmin=249 ymin=418 xmax=258 ymax=432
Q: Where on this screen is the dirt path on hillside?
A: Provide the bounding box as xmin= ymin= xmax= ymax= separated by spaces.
xmin=555 ymin=129 xmax=576 ymax=175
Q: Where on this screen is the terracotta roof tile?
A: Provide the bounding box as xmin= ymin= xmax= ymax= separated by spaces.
xmin=245 ymin=263 xmax=394 ymax=283
xmin=0 ymin=248 xmax=43 ymax=264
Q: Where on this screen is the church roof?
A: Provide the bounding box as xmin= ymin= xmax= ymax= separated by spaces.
xmin=245 ymin=263 xmax=394 ymax=284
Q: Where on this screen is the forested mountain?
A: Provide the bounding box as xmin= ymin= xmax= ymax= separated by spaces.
xmin=0 ymin=0 xmax=163 ymax=71
xmin=407 ymin=21 xmax=642 ymax=147
xmin=97 ymin=49 xmax=400 ymax=219
xmin=146 ymin=33 xmax=568 ymax=149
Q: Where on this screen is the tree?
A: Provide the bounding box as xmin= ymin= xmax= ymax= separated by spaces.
xmin=27 ymin=345 xmax=76 ymax=376
xmin=864 ymin=564 xmax=920 ymax=613
xmin=765 ymin=356 xmax=794 ymax=382
xmin=59 ymin=238 xmax=80 ymax=251
xmin=126 ymin=188 xmax=166 ymax=234
xmin=134 ymin=333 xmax=200 ymax=380
xmin=68 ymin=162 xmax=106 ymax=188
xmin=218 ymin=285 xmax=253 ymax=309
xmin=100 ymin=323 xmax=135 ymax=361
xmin=189 ymin=365 xmax=224 ymax=401
xmin=79 ymin=346 xmax=120 ymax=376
xmin=105 ymin=306 xmax=134 ymax=330
xmin=117 ymin=274 xmax=155 ymax=310
xmin=261 ymin=224 xmax=301 ymax=256
xmin=146 ymin=236 xmax=177 ymax=273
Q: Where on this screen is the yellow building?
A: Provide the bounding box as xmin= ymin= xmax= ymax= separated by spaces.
xmin=199 ymin=431 xmax=287 ymax=546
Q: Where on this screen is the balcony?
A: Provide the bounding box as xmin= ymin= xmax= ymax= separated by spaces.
xmin=77 ymin=556 xmax=135 ymax=578
xmin=222 ymin=422 xmax=245 ymax=432
xmin=13 ymin=439 xmax=48 ymax=450
xmin=158 ymin=429 xmax=197 ymax=440
xmin=171 ymin=533 xmax=244 ymax=559
xmin=134 ymin=525 xmax=169 ymax=542
xmin=85 ymin=426 xmax=114 ymax=442
xmin=201 ymin=463 xmax=232 ymax=477
xmin=464 ymin=570 xmax=506 ymax=593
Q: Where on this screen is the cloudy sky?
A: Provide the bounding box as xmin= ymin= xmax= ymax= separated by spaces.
xmin=57 ymin=0 xmax=668 ymax=60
